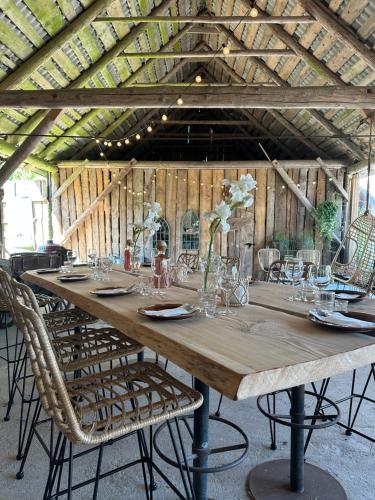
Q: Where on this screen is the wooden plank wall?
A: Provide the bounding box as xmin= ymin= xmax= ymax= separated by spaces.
xmin=56 ymin=167 xmax=345 ymax=277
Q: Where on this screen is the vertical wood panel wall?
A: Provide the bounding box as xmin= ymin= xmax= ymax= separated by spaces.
xmin=56 ymin=167 xmax=345 ymax=277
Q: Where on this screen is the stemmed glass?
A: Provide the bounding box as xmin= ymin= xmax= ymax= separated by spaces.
xmin=219 ymin=272 xmax=236 ymax=315
xmin=283 ymin=259 xmax=304 ymax=301
xmin=309 ymin=265 xmax=332 ymax=290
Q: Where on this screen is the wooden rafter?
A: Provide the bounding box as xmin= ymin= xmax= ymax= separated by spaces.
xmin=0 ymin=110 xmax=61 ymax=186
xmin=95 ymin=15 xmax=316 ymax=24
xmin=1 ymin=86 xmax=373 ymax=109
xmin=0 ymin=0 xmax=116 ymax=90
xmin=42 ymin=23 xmax=194 ymax=161
xmin=215 ymin=25 xmax=365 ymax=160
xmin=0 ymin=0 xmax=175 ymax=183
xmin=0 ymin=138 xmax=56 ymax=173
xmin=298 ymin=0 xmax=375 ymax=71
xmin=60 ymin=160 xmax=136 ymax=243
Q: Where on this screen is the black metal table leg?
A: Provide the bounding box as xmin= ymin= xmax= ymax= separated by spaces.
xmin=193 ymin=378 xmax=210 ymax=500
xmin=247 ymin=384 xmax=347 ymax=499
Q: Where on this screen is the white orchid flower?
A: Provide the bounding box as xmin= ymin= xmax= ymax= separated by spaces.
xmin=220 ymin=220 xmax=230 ymax=234
xmin=242 ymin=195 xmax=254 ymax=208
xmin=215 ymin=200 xmax=232 ymax=221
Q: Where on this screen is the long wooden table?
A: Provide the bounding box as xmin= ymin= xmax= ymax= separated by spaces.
xmin=23 ymin=268 xmax=375 ymax=500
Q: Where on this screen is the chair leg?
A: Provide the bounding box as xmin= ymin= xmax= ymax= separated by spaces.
xmin=16 ymin=399 xmax=42 ymax=479
xmin=4 ymin=337 xmax=26 ymax=422
xmin=346 ymin=369 xmax=357 ymax=436
xmin=43 ymin=433 xmax=64 ymax=500
xmin=92 ymin=443 xmax=104 ymax=500
xmin=346 ymin=365 xmax=374 ymax=435
xmin=136 ymin=430 xmax=151 ymax=500
xmin=215 ymin=394 xmax=223 ymax=417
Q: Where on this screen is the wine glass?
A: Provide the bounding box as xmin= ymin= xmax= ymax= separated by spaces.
xmin=66 ymin=250 xmax=77 ymax=272
xmin=283 ymin=259 xmax=304 ymax=301
xmin=219 ymin=272 xmax=235 ymax=315
xmin=309 ymin=265 xmax=332 ymax=290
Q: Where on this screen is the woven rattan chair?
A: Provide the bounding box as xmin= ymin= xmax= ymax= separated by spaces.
xmin=257 ymin=248 xmax=280 ymax=274
xmin=15 ymin=298 xmax=203 ymax=499
xmin=296 ymin=249 xmax=321 ymax=267
xmin=177 ymin=251 xmax=200 ymax=271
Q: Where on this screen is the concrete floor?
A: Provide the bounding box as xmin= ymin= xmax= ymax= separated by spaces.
xmin=0 ymin=326 xmax=374 ymax=500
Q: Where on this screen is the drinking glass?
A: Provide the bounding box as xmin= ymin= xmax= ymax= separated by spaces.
xmin=100 ymin=256 xmax=112 ymax=280
xmin=93 ymin=258 xmax=105 ymax=281
xmin=317 ymin=291 xmax=335 ymax=314
xmin=197 ymin=288 xmax=217 ymax=318
xmin=309 ymin=265 xmax=332 ymax=290
xmin=138 ymin=276 xmax=152 ymax=296
xmin=283 ymin=259 xmax=304 ymax=301
xmin=219 ymin=273 xmax=236 ymax=315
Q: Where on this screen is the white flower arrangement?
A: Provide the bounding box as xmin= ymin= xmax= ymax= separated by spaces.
xmin=131 ymin=202 xmax=161 ymax=249
xmin=203 ymin=174 xmax=257 ymax=289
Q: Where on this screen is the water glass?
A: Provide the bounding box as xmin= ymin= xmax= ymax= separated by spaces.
xmin=309 ymin=265 xmax=331 ymax=289
xmin=297 ymin=280 xmax=318 ymax=302
xmin=283 ymin=259 xmax=304 ymax=301
xmin=316 ymin=291 xmax=335 ymax=314
xmin=138 ymin=276 xmax=152 ymax=296
xmin=198 ymin=289 xmax=217 ymax=318
xmin=335 ymin=299 xmax=348 ymax=313
xmin=219 ymin=273 xmax=236 ymax=315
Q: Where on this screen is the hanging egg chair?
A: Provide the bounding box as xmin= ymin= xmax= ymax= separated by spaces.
xmin=331 ymin=119 xmax=375 ymax=293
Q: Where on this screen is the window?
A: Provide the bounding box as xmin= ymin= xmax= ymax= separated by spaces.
xmin=181 ymin=209 xmax=200 ymax=250
xmin=152 ymin=217 xmax=170 ymax=256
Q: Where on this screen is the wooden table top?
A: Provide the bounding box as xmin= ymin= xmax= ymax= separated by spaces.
xmin=23 ymin=268 xmax=375 ymax=401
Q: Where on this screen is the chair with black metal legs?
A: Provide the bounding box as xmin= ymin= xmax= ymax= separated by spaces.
xmin=0 ymin=269 xmax=144 ymax=472
xmin=14 ymin=297 xmax=203 ymax=500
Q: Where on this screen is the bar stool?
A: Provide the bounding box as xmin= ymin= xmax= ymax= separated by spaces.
xmin=14 ymin=298 xmax=203 ymax=500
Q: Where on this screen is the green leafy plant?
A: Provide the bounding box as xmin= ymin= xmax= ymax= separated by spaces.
xmin=316 ymin=199 xmax=338 ymax=243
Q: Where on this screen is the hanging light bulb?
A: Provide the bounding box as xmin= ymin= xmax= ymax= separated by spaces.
xmin=108 ymin=141 xmax=112 ymax=147
xmin=147 ymin=125 xmax=153 ymax=133
xmin=103 ymin=141 xmax=108 ymax=146
xmin=125 ymin=138 xmax=130 ymax=145
xmin=177 ymin=96 xmax=184 ymax=105
xmin=222 ymin=44 xmax=230 ymax=56
xmin=95 ymin=138 xmax=100 ymax=144
xmin=136 ymin=133 xmax=141 ymax=140
xmin=162 ymin=114 xmax=168 ymax=121
xmin=195 ymin=74 xmax=202 ymax=83
xmin=250 ymin=6 xmax=258 ymax=17
xmin=116 ymin=141 xmax=122 ymax=147
xmin=100 ymin=152 xmax=104 ymax=157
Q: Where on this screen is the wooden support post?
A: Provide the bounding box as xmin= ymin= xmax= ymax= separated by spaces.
xmin=316 ymin=157 xmax=349 ymax=201
xmin=60 ymin=160 xmax=136 ymax=244
xmin=52 ymin=163 xmax=88 ymax=199
xmin=0 ymin=109 xmax=61 ymax=186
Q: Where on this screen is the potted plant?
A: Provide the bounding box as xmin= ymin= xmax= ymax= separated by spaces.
xmin=316 ymin=199 xmax=338 ymax=249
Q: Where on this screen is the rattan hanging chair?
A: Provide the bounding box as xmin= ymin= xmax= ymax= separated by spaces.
xmin=331 ymin=117 xmax=375 ymax=293
xmin=331 ymin=211 xmax=375 ymax=291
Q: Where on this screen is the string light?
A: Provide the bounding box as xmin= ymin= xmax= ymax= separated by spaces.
xmin=100 ymin=152 xmax=104 ymax=157
xmin=161 ymin=114 xmax=168 ymax=122
xmin=95 ymin=139 xmax=100 ymax=144
xmin=250 ymin=6 xmax=258 ymax=17
xmin=108 ymin=141 xmax=112 ymax=147
xmin=177 ymin=96 xmax=184 ymax=105
xmin=125 ymin=138 xmax=130 ymax=145
xmin=147 ymin=125 xmax=153 ymax=133
xmin=135 ymin=133 xmax=141 ymax=140
xmin=117 ymin=141 xmax=122 ymax=147
xmin=103 ymin=141 xmax=108 ymax=146
xmin=195 ymin=75 xmax=202 ymax=83
xmin=222 ymin=44 xmax=230 ymax=55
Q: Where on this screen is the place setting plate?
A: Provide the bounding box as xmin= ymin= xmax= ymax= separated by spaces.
xmin=90 ymin=284 xmax=136 ymax=297
xmin=138 ymin=303 xmax=199 ymax=320
xmin=331 ymin=289 xmax=367 ymax=303
xmin=308 ymin=308 xmax=375 ymax=333
xmin=56 ymin=274 xmax=89 ymax=282
xmin=35 ymin=268 xmax=61 ymax=274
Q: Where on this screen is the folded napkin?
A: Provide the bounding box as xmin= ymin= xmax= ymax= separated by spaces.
xmin=310 ymin=309 xmax=375 ymax=328
xmin=143 ymin=306 xmax=196 ymax=317
xmin=335 ymin=292 xmax=362 ymax=300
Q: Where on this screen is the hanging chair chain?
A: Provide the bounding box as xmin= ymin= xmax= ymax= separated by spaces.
xmin=366 ymin=116 xmax=373 ymax=214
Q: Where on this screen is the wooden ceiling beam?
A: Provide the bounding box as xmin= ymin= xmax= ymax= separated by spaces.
xmin=1 ymin=86 xmax=373 ymax=109
xmin=215 ymin=25 xmax=365 ymax=160
xmin=298 ymin=0 xmax=375 ymax=71
xmin=95 ymin=15 xmax=316 ymax=25
xmin=118 ymin=49 xmax=296 ymax=59
xmin=0 ymin=0 xmax=176 ymax=184
xmin=0 ymin=0 xmax=116 ymax=90
xmin=0 ymin=138 xmax=57 ymax=173
xmin=58 ymin=160 xmax=348 ymax=170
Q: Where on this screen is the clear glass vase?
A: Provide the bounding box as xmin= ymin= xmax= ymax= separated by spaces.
xmin=131 ymin=245 xmax=142 ymax=272
xmin=200 ymin=252 xmax=221 ymax=291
